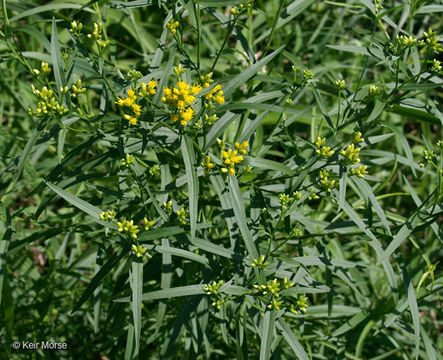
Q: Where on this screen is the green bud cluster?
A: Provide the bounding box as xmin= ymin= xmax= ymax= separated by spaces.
xmin=176 ymin=207 xmax=188 ymax=225
xmin=99 ymin=209 xmax=116 ymax=221
xmin=122 ymin=154 xmax=135 ymax=167
xmin=251 ymin=255 xmax=269 ymax=269
xmin=149 ymin=164 xmax=160 ymax=176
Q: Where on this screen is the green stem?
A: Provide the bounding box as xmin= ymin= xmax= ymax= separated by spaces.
xmin=210 ymin=14 xmax=238 ymax=72
xmin=355 ymin=319 xmax=376 ymax=358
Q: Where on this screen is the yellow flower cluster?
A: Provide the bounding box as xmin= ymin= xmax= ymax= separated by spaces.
xmin=203 ymin=280 xmax=224 ymax=295
xmin=308 ymin=188 xmax=319 ymax=201
xmin=116 ymin=89 xmax=141 ymax=125
xmin=352 ymin=132 xmax=364 ymax=144
xmin=87 ymin=22 xmax=109 ymax=48
xmin=221 ymin=141 xmax=248 ymax=176
xmin=69 ymin=20 xmax=83 ymax=36
xmin=350 ymin=165 xmax=368 ymax=178
xmin=319 ymin=169 xmax=337 ymax=193
xmin=253 ymin=277 xmax=295 ymax=311
xmin=28 ymin=85 xmax=68 ymax=117
xmin=33 ymin=61 xmax=51 ymax=76
xmin=200 ymin=73 xmax=214 ymax=88
xmin=167 ymin=20 xmax=179 ymax=34
xmin=162 ymin=80 xmax=202 ymax=126
xmin=290 ymin=295 xmax=309 ymax=315
xmin=143 ymin=217 xmax=155 ymax=230
xmin=278 ymin=193 xmax=292 ymax=210
xmin=424 ymin=28 xmax=442 ymax=53
xmin=315 ymin=137 xmax=334 ymax=158
xmin=131 ymin=244 xmax=147 ymax=258
xmin=72 ymin=79 xmax=86 ymax=98
xmin=204 ymin=84 xmax=225 ymax=105
xmin=117 ymin=219 xmax=139 ymax=239
xmin=139 ymin=80 xmax=157 ymax=97
xmin=340 ymin=144 xmax=361 ymax=164
xmin=201 ymin=155 xmax=215 ymax=175
xmin=115 ymin=80 xmax=156 ymax=125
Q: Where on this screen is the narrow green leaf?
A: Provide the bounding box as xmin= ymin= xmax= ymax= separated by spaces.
xmin=0 ymin=226 xmax=12 ymax=307
xmin=93 ymin=251 xmax=103 ymax=333
xmin=276 ymin=318 xmax=309 ymax=360
xmin=51 ymin=17 xmax=66 ymax=95
xmin=73 ymin=246 xmax=129 ymax=312
xmin=181 ymin=135 xmax=198 ymax=242
xmin=8 ymin=118 xmax=45 ymax=192
xmin=332 ymin=310 xmax=367 ymax=336
xmin=46 ymin=182 xmax=116 ymax=229
xmin=338 ymin=165 xmax=347 ymax=211
xmin=229 ymin=176 xmax=259 ymax=259
xmin=332 ymin=190 xmax=397 ymax=291
xmin=260 ymin=311 xmax=275 ymax=360
xmin=155 ymin=238 xmax=172 ymax=336
xmin=150 ymin=244 xmax=209 ymax=265
xmin=131 ymin=256 xmax=143 ymax=352
xmin=124 ymin=324 xmax=136 ymax=360
xmin=223 ymin=45 xmax=285 ymax=97
xmin=326 ymin=45 xmax=385 ymax=60
xmin=114 ymin=284 xmax=204 ymax=302
xmin=9 ymin=3 xmax=94 ymax=22
xmin=352 ymin=177 xmax=392 ymax=236
xmin=57 ymin=128 xmax=67 ymax=164
xmin=416 ymin=4 xmax=443 ymax=13
xmin=398 ymin=254 xmax=420 ymax=359
xmin=244 ymin=156 xmax=294 ymax=176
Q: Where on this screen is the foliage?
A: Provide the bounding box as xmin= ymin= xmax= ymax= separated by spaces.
xmin=0 ymin=0 xmax=442 ymax=359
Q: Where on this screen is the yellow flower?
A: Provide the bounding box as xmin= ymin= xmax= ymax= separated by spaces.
xmin=143 ymin=217 xmax=155 ymax=230
xmin=167 ymin=20 xmax=179 ymax=34
xmin=201 ymin=155 xmax=214 ymax=175
xmin=202 ymin=155 xmax=214 ymax=169
xmin=131 ymin=244 xmax=147 ymax=258
xmin=349 ymin=165 xmax=368 ymax=178
xmin=235 ymin=141 xmax=249 ymax=155
xmin=41 ymin=62 xmax=51 ymax=75
xmin=205 ymin=84 xmax=223 ymax=101
xmin=200 ymin=73 xmax=214 ymax=88
xmin=352 ymin=132 xmax=364 ymax=144
xmin=222 ymin=149 xmax=244 ymax=166
xmin=116 ymin=88 xmax=142 ymax=125
xmin=162 ymin=81 xmax=196 ymax=110
xmin=221 ymin=167 xmax=236 ymax=176
xmin=174 ymin=64 xmax=186 ymax=76
xmin=122 ymin=153 xmax=135 ymax=167
xmin=117 ymin=219 xmax=139 ymax=239
xmin=180 ymin=107 xmax=194 ymax=124
xmin=191 ymin=83 xmax=202 ymax=94
xmin=315 ymin=137 xmax=334 ymax=158
xmin=140 ymin=80 xmax=157 ymax=97
xmin=341 ymin=144 xmax=361 ymax=164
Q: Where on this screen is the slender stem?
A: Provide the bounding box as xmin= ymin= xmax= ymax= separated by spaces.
xmin=210 ymin=15 xmax=238 ymax=72
xmin=193 ymin=0 xmax=201 ymax=72
xmin=263 ymin=0 xmax=285 ymax=56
